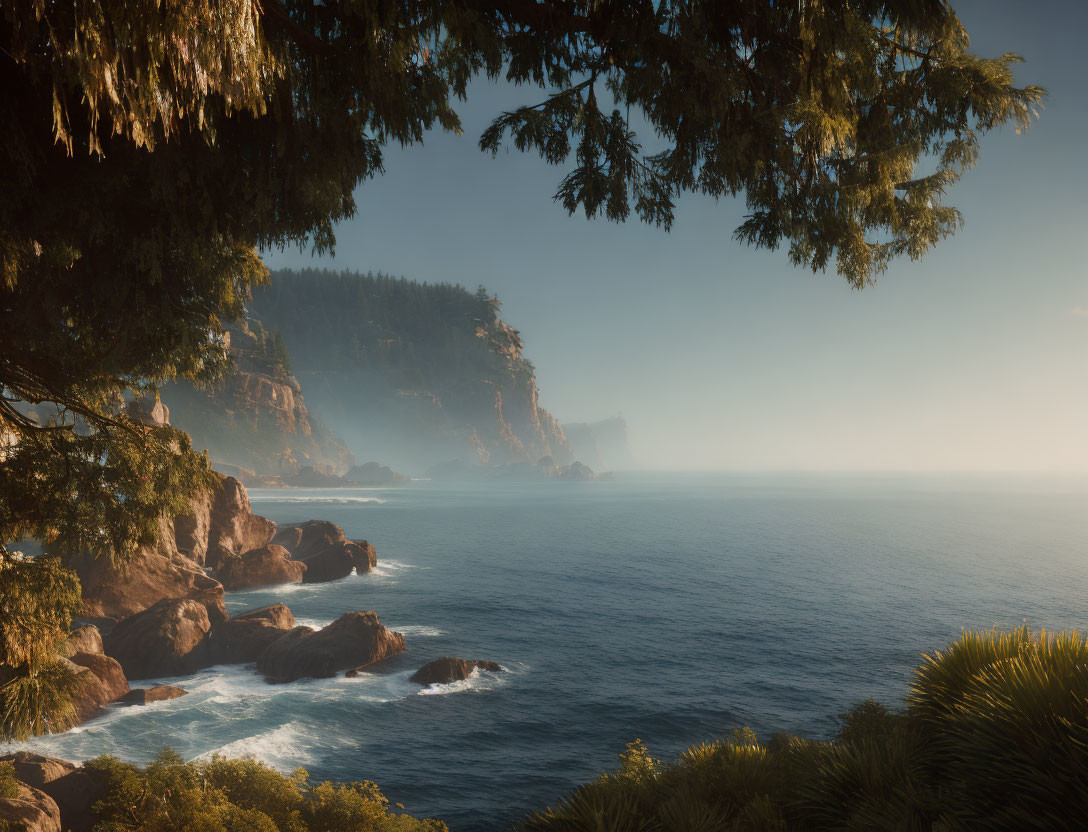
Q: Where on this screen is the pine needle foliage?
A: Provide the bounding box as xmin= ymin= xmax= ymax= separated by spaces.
xmin=521 ymin=628 xmax=1088 ymax=832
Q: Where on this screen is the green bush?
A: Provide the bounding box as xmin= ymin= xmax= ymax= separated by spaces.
xmin=521 ymin=628 xmax=1088 ymax=832
xmin=0 ymin=761 xmax=19 ymax=800
xmin=84 ymin=751 xmax=445 ymax=832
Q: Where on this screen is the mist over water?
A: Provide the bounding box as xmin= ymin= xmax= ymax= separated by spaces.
xmin=11 ymin=473 xmax=1088 ymax=830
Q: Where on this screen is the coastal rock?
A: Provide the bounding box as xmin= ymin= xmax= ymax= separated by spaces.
xmin=410 ymin=658 xmax=502 ymax=685
xmin=206 ymin=605 xmax=297 ymax=665
xmin=62 ymin=626 xmax=104 ymax=657
xmin=120 ymin=685 xmax=188 ymax=705
xmin=257 ymin=612 xmax=405 ymax=682
xmin=0 ymin=753 xmax=105 ymax=832
xmin=557 ymin=461 xmax=596 ymax=481
xmin=71 ymin=474 xmax=278 ymax=619
xmin=352 ymin=539 xmax=382 ymax=569
xmin=67 ymin=536 xmax=225 ymax=622
xmin=0 ymin=782 xmax=61 ymax=832
xmin=103 ymin=599 xmax=212 ymax=680
xmin=273 ymin=521 xmax=373 ymax=582
xmin=233 ymin=603 xmax=296 ymax=629
xmin=216 ymin=544 xmax=305 ymax=590
xmin=63 ymin=652 xmax=129 ymax=723
xmin=204 ymin=476 xmax=277 ymax=569
xmin=345 ymin=461 xmax=408 ymax=486
xmin=126 ymin=393 xmax=170 ymax=428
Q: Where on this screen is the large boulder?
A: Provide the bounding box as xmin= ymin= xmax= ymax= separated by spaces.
xmin=67 ymin=534 xmax=225 ymax=622
xmin=233 ymin=604 xmax=296 ymax=629
xmin=216 ymin=544 xmax=305 ymax=591
xmin=0 ymin=782 xmax=61 ymax=832
xmin=410 ymin=658 xmax=502 ymax=685
xmin=103 ymin=599 xmax=212 ymax=680
xmin=206 ymin=605 xmax=297 ymax=665
xmin=0 ymin=753 xmax=105 ymax=832
xmin=62 ymin=626 xmax=103 ymax=658
xmin=257 ymin=612 xmax=405 ymax=683
xmin=65 ymin=652 xmax=129 ymax=722
xmin=273 ymin=521 xmax=375 ymax=582
xmin=71 ymin=475 xmax=275 ymax=618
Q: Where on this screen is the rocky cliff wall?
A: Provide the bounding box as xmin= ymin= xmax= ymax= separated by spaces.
xmin=246 ymin=271 xmax=575 ymax=472
xmin=164 ymin=318 xmax=353 ymax=475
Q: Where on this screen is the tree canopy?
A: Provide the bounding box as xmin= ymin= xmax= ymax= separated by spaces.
xmin=0 ymin=0 xmax=1043 ymax=740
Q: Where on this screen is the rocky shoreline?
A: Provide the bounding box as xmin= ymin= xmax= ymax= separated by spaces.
xmin=1 ymin=474 xmax=501 ymax=830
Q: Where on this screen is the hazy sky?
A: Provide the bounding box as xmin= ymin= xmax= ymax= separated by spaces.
xmin=266 ymin=0 xmax=1088 ymax=471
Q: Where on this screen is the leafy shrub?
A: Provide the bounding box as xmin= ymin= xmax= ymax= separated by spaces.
xmin=84 ymin=751 xmax=445 ymax=832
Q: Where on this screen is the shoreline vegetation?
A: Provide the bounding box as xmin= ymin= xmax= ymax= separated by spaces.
xmin=4 ymin=626 xmax=1086 ymax=830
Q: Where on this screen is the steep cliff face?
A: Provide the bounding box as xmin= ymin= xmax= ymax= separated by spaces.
xmin=245 ymin=270 xmax=574 ymax=472
xmin=164 ymin=319 xmax=353 ymax=475
xmin=562 ymin=417 xmax=636 ymax=471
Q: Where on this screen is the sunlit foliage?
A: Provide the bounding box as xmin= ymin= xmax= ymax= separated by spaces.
xmin=521 ymin=628 xmax=1088 ymax=831
xmin=85 ymin=752 xmax=446 ymax=832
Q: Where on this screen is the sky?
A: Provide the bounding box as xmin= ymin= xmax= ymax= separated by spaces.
xmin=266 ymin=0 xmax=1088 ymax=472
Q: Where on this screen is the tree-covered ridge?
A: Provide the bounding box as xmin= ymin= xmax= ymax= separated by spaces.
xmin=249 ymin=270 xmax=521 ymax=390
xmin=246 ymin=270 xmax=569 ymax=470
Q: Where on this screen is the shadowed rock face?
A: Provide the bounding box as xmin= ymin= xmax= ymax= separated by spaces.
xmin=0 ymin=753 xmax=106 ymax=832
xmin=206 ymin=605 xmax=297 ymax=666
xmin=54 ymin=626 xmax=130 ymax=723
xmin=216 ymin=544 xmax=305 ymax=590
xmin=65 ymin=652 xmax=129 ymax=722
xmin=257 ymin=612 xmax=405 ymax=682
xmin=69 ymin=475 xmax=275 ymax=620
xmin=0 ymin=782 xmax=61 ymax=832
xmin=410 ymin=658 xmax=502 ymax=685
xmin=272 ymin=521 xmax=375 ymax=582
xmin=103 ymin=599 xmax=212 ymax=680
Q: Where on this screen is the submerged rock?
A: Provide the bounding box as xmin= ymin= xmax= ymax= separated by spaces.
xmin=257 ymin=612 xmax=405 ymax=682
xmin=410 ymin=658 xmax=502 ymax=685
xmin=120 ymin=685 xmax=188 ymax=705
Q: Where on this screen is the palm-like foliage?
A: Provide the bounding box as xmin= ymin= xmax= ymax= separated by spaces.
xmin=910 ymin=627 xmax=1088 ymax=830
xmin=523 ymin=629 xmax=1088 ymax=832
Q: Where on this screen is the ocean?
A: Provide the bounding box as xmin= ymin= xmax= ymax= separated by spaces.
xmin=11 ymin=473 xmax=1088 ymax=830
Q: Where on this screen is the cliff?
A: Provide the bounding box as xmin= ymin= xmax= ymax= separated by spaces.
xmin=164 ymin=318 xmax=354 ymax=476
xmin=562 ymin=417 xmax=636 ymax=471
xmin=245 ymin=270 xmax=575 ymax=472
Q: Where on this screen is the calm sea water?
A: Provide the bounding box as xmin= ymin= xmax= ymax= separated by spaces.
xmin=12 ymin=473 xmax=1088 ymax=830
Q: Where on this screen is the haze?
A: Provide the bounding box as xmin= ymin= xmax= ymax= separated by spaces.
xmin=266 ymin=0 xmax=1088 ymax=472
